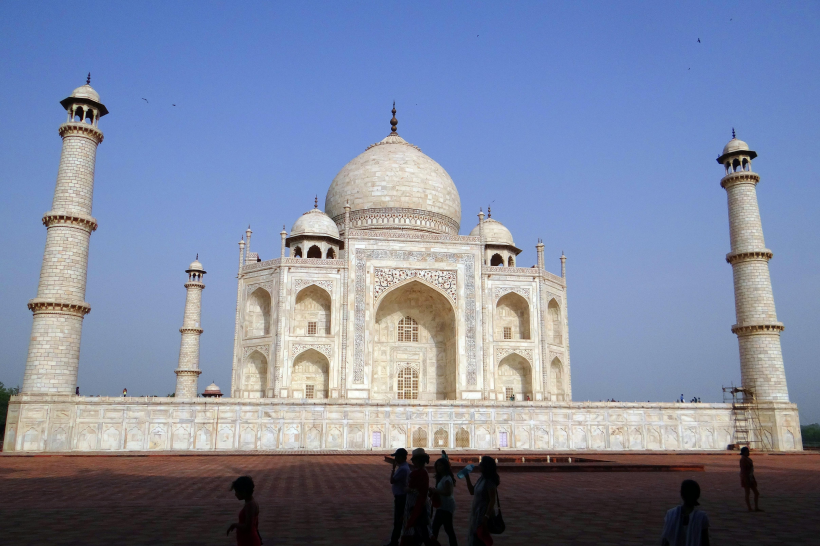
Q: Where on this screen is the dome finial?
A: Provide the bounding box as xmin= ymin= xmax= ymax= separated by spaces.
xmin=314 ymin=195 xmax=318 ymax=209
xmin=487 ymin=205 xmax=491 ymax=218
xmin=390 ymin=101 xmax=398 ymax=135
xmin=732 ymin=127 xmax=736 ymax=139
xmin=196 ymin=253 xmax=198 ymax=260
xmin=86 ymin=72 xmax=91 ymax=85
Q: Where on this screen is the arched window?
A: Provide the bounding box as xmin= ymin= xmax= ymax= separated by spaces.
xmin=455 ymin=427 xmax=470 ymax=448
xmin=732 ymin=158 xmax=741 ymax=172
xmin=397 ymin=316 xmax=419 ymax=342
xmin=548 ymin=299 xmax=562 ymax=344
xmin=397 ymin=366 xmax=419 ymax=400
xmin=307 ymin=245 xmax=322 ymax=259
xmin=742 ymin=158 xmax=749 ymax=171
xmin=412 ymin=427 xmax=428 ymax=447
xmin=508 ymin=256 xmax=515 ymax=267
xmin=295 ymin=285 xmax=331 ymax=336
xmin=326 ymin=248 xmax=336 ymax=259
xmin=434 ymin=428 xmax=448 ymax=448
xmin=293 ymin=246 xmax=303 ymax=258
xmin=496 ymin=292 xmax=530 ymax=340
xmin=491 ymin=253 xmax=504 ymax=267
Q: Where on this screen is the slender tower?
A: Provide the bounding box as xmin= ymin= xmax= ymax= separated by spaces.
xmin=718 ymin=133 xmax=789 ymax=402
xmin=174 ymin=257 xmax=206 ymax=398
xmin=22 ymin=77 xmax=108 ymax=394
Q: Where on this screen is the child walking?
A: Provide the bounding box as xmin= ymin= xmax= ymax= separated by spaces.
xmin=227 ymin=476 xmax=262 ymax=546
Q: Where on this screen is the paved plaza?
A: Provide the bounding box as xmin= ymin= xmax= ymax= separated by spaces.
xmin=0 ymin=452 xmax=818 ymax=545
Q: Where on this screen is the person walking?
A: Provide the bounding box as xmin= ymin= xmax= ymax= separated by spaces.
xmin=386 ymin=448 xmax=411 ymax=546
xmin=661 ymin=479 xmax=710 ymax=546
xmin=432 ymin=453 xmax=458 ymax=546
xmin=464 ymin=456 xmax=499 ymax=546
xmin=400 ymin=448 xmax=433 ymax=545
xmin=740 ymin=447 xmax=762 ymax=512
xmin=226 ymin=476 xmax=262 ymax=546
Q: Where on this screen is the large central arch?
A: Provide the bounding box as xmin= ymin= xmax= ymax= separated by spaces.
xmin=373 ymin=280 xmax=457 ymax=400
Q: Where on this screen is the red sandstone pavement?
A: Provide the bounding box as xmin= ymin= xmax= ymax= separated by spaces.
xmin=0 ymin=452 xmax=818 ymax=545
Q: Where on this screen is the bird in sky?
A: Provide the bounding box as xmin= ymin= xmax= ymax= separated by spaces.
xmin=172 ymin=104 xmax=176 ymax=106
xmin=141 ymin=98 xmax=149 ymax=103
xmin=697 ymin=38 xmax=701 ymax=43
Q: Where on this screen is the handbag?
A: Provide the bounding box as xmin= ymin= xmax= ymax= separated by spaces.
xmin=486 ymin=490 xmax=505 ymax=534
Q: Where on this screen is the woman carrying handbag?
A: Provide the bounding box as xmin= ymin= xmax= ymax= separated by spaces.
xmin=463 ymin=456 xmax=502 ymax=546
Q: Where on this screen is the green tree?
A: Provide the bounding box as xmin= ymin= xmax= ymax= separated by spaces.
xmin=1 ymin=382 xmax=21 ymax=440
xmin=801 ymin=423 xmax=820 ymax=446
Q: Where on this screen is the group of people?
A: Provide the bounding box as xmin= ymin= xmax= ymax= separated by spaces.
xmin=221 ymin=446 xmax=762 ymax=546
xmin=387 ymin=447 xmax=500 ymax=546
xmin=678 ymin=394 xmax=703 ymax=403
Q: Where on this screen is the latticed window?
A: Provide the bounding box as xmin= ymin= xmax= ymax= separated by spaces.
xmin=372 ymin=431 xmax=382 ymax=448
xmin=505 ymin=387 xmax=514 ymax=400
xmin=397 ymin=316 xmax=419 ymax=342
xmin=412 ymin=427 xmax=428 ymax=448
xmin=499 ymin=431 xmax=508 ymax=448
xmin=503 ymin=327 xmax=512 ymax=340
xmin=397 ymin=366 xmax=419 ymax=400
xmin=305 ymin=384 xmax=315 ymax=399
xmin=434 ymin=428 xmax=448 ymax=447
xmin=456 ymin=428 xmax=470 ymax=448
xmin=307 ymin=321 xmax=317 ymax=335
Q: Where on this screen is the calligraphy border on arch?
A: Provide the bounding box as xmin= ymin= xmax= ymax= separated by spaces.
xmin=354 ymin=250 xmax=476 ymax=385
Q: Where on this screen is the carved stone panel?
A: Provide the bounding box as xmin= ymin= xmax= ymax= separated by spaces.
xmin=374 ymin=268 xmax=457 ymax=303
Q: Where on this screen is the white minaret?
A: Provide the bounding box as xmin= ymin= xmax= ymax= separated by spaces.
xmin=174 ymin=257 xmax=206 ymax=398
xmin=718 ymin=132 xmax=789 ymax=402
xmin=22 ymin=76 xmax=108 ymax=394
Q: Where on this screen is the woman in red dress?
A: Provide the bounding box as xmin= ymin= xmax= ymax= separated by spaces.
xmin=227 ymin=476 xmax=263 ymax=545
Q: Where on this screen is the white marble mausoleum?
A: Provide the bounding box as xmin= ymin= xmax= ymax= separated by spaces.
xmin=3 ymin=84 xmax=803 ymax=453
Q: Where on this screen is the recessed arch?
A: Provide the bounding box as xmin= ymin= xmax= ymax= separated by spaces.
xmin=326 ymin=247 xmax=336 ymax=259
xmin=497 ymin=353 xmax=533 ymax=401
xmin=550 ymin=357 xmax=565 ymax=401
xmin=291 ymin=348 xmax=329 ymax=399
xmin=243 ymin=350 xmax=267 ymax=398
xmin=375 ymin=276 xmax=457 ymax=314
xmin=491 ymin=253 xmax=504 ymax=266
xmin=295 ymin=284 xmax=331 ymax=335
xmin=374 ymin=280 xmax=457 ymax=400
xmin=508 ymin=256 xmax=515 ymax=266
xmin=548 ymin=299 xmax=562 ymax=344
xmin=245 ymin=288 xmax=271 ymax=337
xmin=496 ymin=292 xmax=530 ymax=340
xmin=293 ymin=246 xmax=303 ymax=258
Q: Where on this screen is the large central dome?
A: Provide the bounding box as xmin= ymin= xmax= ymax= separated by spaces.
xmin=324 ymin=119 xmax=462 ymax=234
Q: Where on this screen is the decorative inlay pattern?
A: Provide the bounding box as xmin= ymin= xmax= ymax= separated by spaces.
xmin=545 ymin=291 xmax=563 ymax=304
xmin=493 ymin=287 xmax=531 ymax=301
xmin=374 ymin=269 xmax=457 ymax=303
xmin=346 ymin=229 xmax=479 ymax=243
xmin=549 ymin=351 xmax=563 ymax=363
xmin=241 ymin=258 xmax=346 ymax=273
xmin=333 ymin=209 xmax=461 ymax=236
xmin=244 ymin=345 xmax=270 ymax=358
xmin=496 ymin=347 xmax=533 ymax=364
xmin=354 ymin=250 xmax=476 ymax=385
xmin=293 ymin=279 xmax=334 ymax=293
xmin=291 ymin=343 xmax=332 ymax=359
xmin=246 ymin=282 xmax=273 ymax=296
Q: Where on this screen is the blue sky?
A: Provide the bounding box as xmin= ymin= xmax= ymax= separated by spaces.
xmin=1 ymin=2 xmax=818 ymax=422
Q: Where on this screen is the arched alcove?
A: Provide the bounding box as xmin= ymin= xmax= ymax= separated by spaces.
xmin=245 ymin=288 xmax=271 ymax=337
xmin=243 ymin=351 xmax=267 ymax=398
xmin=294 ymin=285 xmax=331 ymax=336
xmin=326 ymin=248 xmax=336 ymax=259
xmin=550 ymin=357 xmax=565 ymax=401
xmin=307 ymin=245 xmax=322 ymax=259
xmin=497 ymin=353 xmax=532 ymax=400
xmin=293 ymin=246 xmax=303 ymax=258
xmin=508 ymin=256 xmax=515 ymax=266
xmin=374 ymin=280 xmax=457 ymax=400
xmin=490 ymin=253 xmax=504 ymax=266
xmin=548 ymin=299 xmax=562 ymax=344
xmin=290 ymin=348 xmax=330 ymax=399
xmin=496 ymin=292 xmax=530 ymax=340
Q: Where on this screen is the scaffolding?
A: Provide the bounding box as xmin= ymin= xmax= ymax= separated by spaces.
xmin=722 ymin=384 xmax=771 ymax=451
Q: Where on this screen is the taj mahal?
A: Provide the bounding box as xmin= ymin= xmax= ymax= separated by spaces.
xmin=3 ymin=80 xmax=803 ymax=453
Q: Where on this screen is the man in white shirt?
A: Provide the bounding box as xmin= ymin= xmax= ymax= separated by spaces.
xmin=386 ymin=448 xmax=410 ymax=546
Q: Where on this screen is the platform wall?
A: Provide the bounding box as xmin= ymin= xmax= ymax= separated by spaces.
xmin=3 ymin=395 xmax=803 ymax=452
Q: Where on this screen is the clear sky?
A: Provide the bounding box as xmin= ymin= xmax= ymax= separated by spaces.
xmin=1 ymin=2 xmax=818 ymax=423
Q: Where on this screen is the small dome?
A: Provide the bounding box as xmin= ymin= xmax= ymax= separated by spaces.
xmin=723 ymin=138 xmax=750 ymax=155
xmin=71 ymin=84 xmax=100 ymax=103
xmin=188 ymin=259 xmax=204 ymax=271
xmin=291 ymin=208 xmax=340 ymax=239
xmin=204 ymin=382 xmax=221 ymax=393
xmin=469 ymin=218 xmax=515 ymax=246
xmin=203 ymin=382 xmax=223 ymax=397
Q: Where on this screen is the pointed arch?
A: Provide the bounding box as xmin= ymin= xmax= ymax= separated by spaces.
xmin=326 ymin=247 xmax=336 ymax=259
xmin=245 ymin=288 xmax=271 ymax=337
xmin=307 ymin=245 xmax=322 ymax=259
xmin=496 ymin=292 xmax=531 ymax=340
xmin=295 ymin=284 xmax=331 ymax=336
xmin=548 ymin=298 xmax=562 ymax=344
xmin=497 ymin=353 xmax=533 ymax=400
xmin=375 ymin=276 xmax=457 ymax=313
xmin=243 ymin=350 xmax=267 ymax=398
xmin=550 ymin=356 xmax=565 ymax=401
xmin=291 ymin=348 xmax=330 ymax=399
xmin=490 ymin=253 xmax=504 ymax=266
